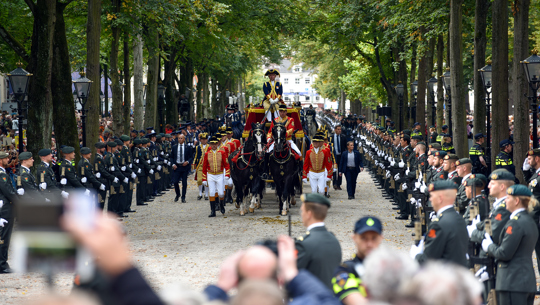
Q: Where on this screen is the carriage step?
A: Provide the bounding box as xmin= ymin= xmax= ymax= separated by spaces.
xmin=263 ymin=179 xmax=274 ymax=183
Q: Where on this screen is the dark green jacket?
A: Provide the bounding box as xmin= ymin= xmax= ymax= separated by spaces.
xmin=60 ymin=159 xmax=84 ymax=190
xmin=36 ymin=161 xmax=60 ymax=194
xmin=0 ymin=169 xmax=17 ymax=219
xmin=77 ymin=158 xmax=101 ymax=190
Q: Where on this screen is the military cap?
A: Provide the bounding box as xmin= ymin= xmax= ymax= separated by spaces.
xmin=278 ymin=104 xmax=287 ymax=110
xmin=209 ymin=136 xmax=219 ymax=144
xmin=455 ymin=158 xmax=472 ymax=166
xmin=18 ymin=152 xmax=32 ymax=161
xmin=428 ymin=143 xmax=442 ymax=150
xmin=428 ymin=180 xmax=458 ymax=192
xmin=200 ymin=133 xmax=208 ymax=139
xmin=499 ymin=139 xmax=514 ymax=148
xmin=434 ymin=151 xmax=447 ymax=158
xmin=142 ymin=138 xmax=149 ymax=144
xmin=113 ymin=139 xmax=122 ymax=146
xmin=474 ymin=133 xmax=485 ymax=140
xmin=444 ymin=153 xmax=459 ymax=161
xmin=507 ymin=184 xmax=532 ymax=197
xmin=215 ymin=132 xmax=222 ymax=139
xmin=300 ymin=193 xmax=331 ymax=208
xmin=354 ymin=216 xmax=382 ymax=235
xmin=313 ymin=135 xmax=324 ymax=142
xmin=156 ymin=135 xmax=162 ymax=140
xmin=528 ymin=149 xmax=540 ymax=156
xmin=107 ymin=141 xmax=117 ymax=147
xmin=61 ymin=146 xmax=75 ymax=154
xmin=159 ymin=133 xmax=165 ymax=137
xmin=441 ymin=125 xmax=448 ymax=129
xmin=265 ymin=69 xmax=280 ymax=76
xmin=120 ymin=135 xmax=130 ymax=142
xmin=80 ymin=147 xmax=92 ymax=154
xmin=489 ymin=169 xmax=515 ymax=181
xmin=401 ymin=135 xmax=410 ymax=141
xmin=146 ymin=127 xmax=154 ymax=130
xmin=429 ymin=125 xmax=435 ymax=129
xmin=411 ymin=135 xmax=423 ymax=140
xmin=466 ymin=174 xmax=487 ymax=187
xmin=133 ymin=139 xmax=141 ymax=145
xmin=165 ymin=134 xmax=172 ymax=138
xmin=226 ymin=127 xmax=233 ymax=133
xmin=0 ymin=152 xmax=9 ymax=159
xmin=147 ymin=132 xmax=157 ymax=138
xmin=38 ymin=148 xmax=52 ymax=156
xmin=417 ymin=141 xmax=426 ymax=146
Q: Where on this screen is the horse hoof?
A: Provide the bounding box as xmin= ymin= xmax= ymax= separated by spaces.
xmin=249 ymin=208 xmax=254 ymax=213
xmin=256 ymin=203 xmax=261 ymax=209
xmin=291 ymin=198 xmax=296 ymax=205
xmin=281 ymin=210 xmax=287 ymax=216
xmin=240 ymin=211 xmax=245 ymax=216
xmin=235 ymin=203 xmax=240 ymax=209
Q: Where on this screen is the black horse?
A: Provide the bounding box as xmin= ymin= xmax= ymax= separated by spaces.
xmin=229 ymin=123 xmax=266 ymax=216
xmin=269 ymin=122 xmax=298 ymax=216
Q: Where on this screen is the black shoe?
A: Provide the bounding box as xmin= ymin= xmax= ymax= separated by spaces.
xmin=147 ymin=199 xmax=154 ymax=202
xmin=209 ymin=202 xmax=216 ymax=217
xmin=405 ymin=222 xmax=415 ymax=228
xmin=182 ymin=198 xmax=187 ymax=203
xmin=348 ymin=196 xmax=352 ymax=200
xmin=392 ymin=207 xmax=400 ymax=210
xmin=197 ymin=195 xmax=202 ymax=200
xmin=337 ymin=186 xmax=342 ymax=190
xmin=204 ymin=196 xmax=209 ymax=200
xmin=220 ymin=200 xmax=225 ymax=214
xmin=119 ymin=214 xmax=128 ymax=218
xmin=0 ymin=267 xmax=13 ymax=274
xmin=174 ymin=196 xmax=179 ymax=202
xmin=137 ymin=203 xmax=148 ymax=206
xmin=325 ymin=193 xmax=331 ymax=198
xmin=125 ymin=209 xmax=136 ymax=213
xmin=395 ymin=215 xmax=408 ymax=220
xmin=412 ymin=232 xmax=416 ymax=237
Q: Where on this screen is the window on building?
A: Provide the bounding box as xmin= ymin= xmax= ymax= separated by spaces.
xmin=316 ymin=96 xmax=320 ymax=101
xmin=305 ymin=78 xmax=310 ymax=84
xmin=295 ymin=78 xmax=300 ymax=84
xmin=284 ymin=78 xmax=289 ymax=84
xmin=284 ymin=97 xmax=290 ymax=101
xmin=294 ymin=66 xmax=301 ymax=72
xmin=305 ymin=96 xmax=310 ymax=101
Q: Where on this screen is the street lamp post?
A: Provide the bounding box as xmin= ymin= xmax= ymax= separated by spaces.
xmin=7 ymin=62 xmax=32 ymax=153
xmin=442 ymin=68 xmax=452 ymax=136
xmin=157 ymin=82 xmax=166 ymax=133
xmin=73 ymin=71 xmax=92 ymax=147
xmin=478 ymin=60 xmax=493 ymax=151
xmin=411 ymin=80 xmax=418 ymax=123
xmin=427 ymin=75 xmax=438 ymax=129
xmin=395 ymin=81 xmax=404 ymax=131
xmin=521 ymin=50 xmax=540 ymax=149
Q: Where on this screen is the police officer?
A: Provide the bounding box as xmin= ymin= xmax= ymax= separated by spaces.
xmin=331 ymin=216 xmax=383 ymax=304
xmin=495 ymin=139 xmax=515 ymax=176
xmin=410 ymin=180 xmax=468 ymax=267
xmin=470 ymin=133 xmax=488 ymax=174
xmin=411 ymin=122 xmax=422 ymax=137
xmin=36 ymin=148 xmax=60 ymax=195
xmin=441 ymin=134 xmax=455 ymax=154
xmin=437 ymin=125 xmax=449 ymax=144
xmin=481 ymin=185 xmax=538 ymax=305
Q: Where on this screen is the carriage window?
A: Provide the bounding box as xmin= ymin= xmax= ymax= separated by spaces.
xmin=295 ymin=78 xmax=300 ymax=84
xmin=284 ymin=78 xmax=289 ymax=84
xmin=305 ymin=78 xmax=310 ymax=84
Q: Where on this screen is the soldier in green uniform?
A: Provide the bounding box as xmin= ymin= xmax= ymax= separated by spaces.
xmin=104 ymin=141 xmax=127 ymax=218
xmin=331 ymin=216 xmax=383 ymax=305
xmin=36 ymin=149 xmax=60 ymax=196
xmin=430 ymin=151 xmax=448 ymax=182
xmin=455 ymin=158 xmax=473 ymax=215
xmin=410 ymin=180 xmax=468 ymax=267
xmin=470 ymin=133 xmax=488 ymax=174
xmin=395 ymin=135 xmax=413 ymax=220
xmin=481 ymin=185 xmax=538 ymax=305
xmin=59 ymin=146 xmax=85 ymax=196
xmin=495 ymin=139 xmax=515 ymax=176
xmin=94 ymin=142 xmax=113 ymax=209
xmin=443 ymin=154 xmax=461 ymax=185
xmin=120 ymin=135 xmax=137 ymax=213
xmin=295 ymin=193 xmax=342 ymax=290
xmin=525 ymin=148 xmax=540 ymax=272
xmin=77 ymin=147 xmax=105 ymax=201
xmin=16 ymin=152 xmax=43 ymax=200
xmin=0 ymin=151 xmax=18 ymax=273
xmin=132 ymin=139 xmax=149 ymax=206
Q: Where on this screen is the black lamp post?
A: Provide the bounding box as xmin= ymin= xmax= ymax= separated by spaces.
xmin=73 ymin=71 xmax=92 ymax=147
xmin=7 ymin=62 xmax=32 ymax=152
xmin=442 ymin=68 xmax=452 ymax=136
xmin=479 ymin=60 xmax=492 ymax=151
xmin=521 ymin=50 xmax=540 ymax=149
xmin=157 ymin=82 xmax=166 ymax=133
xmin=427 ymin=76 xmax=437 ymax=130
xmin=411 ymin=80 xmax=418 ymax=123
xmin=395 ymin=81 xmax=404 ymax=131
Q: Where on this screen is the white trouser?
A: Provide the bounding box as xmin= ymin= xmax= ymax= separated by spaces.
xmin=199 ymin=185 xmax=209 ymax=196
xmin=208 ymin=173 xmax=225 ymax=198
xmin=308 ymin=171 xmax=326 ymax=194
xmin=266 ymin=109 xmax=278 ymax=122
xmin=268 ymin=140 xmax=301 ymax=155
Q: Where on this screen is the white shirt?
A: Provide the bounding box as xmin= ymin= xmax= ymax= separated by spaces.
xmin=314 ymin=147 xmax=320 ymax=154
xmin=462 ymin=173 xmax=472 ymax=182
xmin=437 ymin=205 xmax=454 ymax=217
xmin=347 ymin=151 xmax=355 ymax=167
xmin=493 ymin=196 xmax=507 ymax=209
xmin=510 ymin=208 xmax=526 ymax=219
xmin=307 ymin=222 xmax=325 ymax=231
xmin=22 ymin=165 xmax=30 ymax=172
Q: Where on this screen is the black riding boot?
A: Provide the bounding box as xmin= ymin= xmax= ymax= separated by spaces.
xmin=219 ymin=198 xmax=226 ymax=214
xmin=208 ymin=200 xmax=216 ymax=217
xmin=226 ymin=188 xmax=233 ymax=204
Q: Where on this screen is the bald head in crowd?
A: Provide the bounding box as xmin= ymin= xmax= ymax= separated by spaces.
xmin=237 ymin=246 xmax=278 ymax=281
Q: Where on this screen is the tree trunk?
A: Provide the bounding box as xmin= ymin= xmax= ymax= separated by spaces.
xmin=436 ymin=34 xmax=445 ymax=132
xmin=512 ymin=0 xmax=530 ymax=182
xmin=143 ymin=28 xmax=159 ymax=129
xmin=202 ymin=73 xmax=210 ymax=118
xmin=474 ymin=0 xmax=489 ymax=142
xmin=397 ymin=43 xmax=409 ymax=132
xmin=491 ymin=0 xmax=509 ymax=170
xmin=164 ymin=47 xmax=177 ymax=126
xmin=449 ymin=0 xmax=468 ymax=157
xmin=416 ymin=52 xmax=427 ymax=133
xmin=85 ymin=0 xmax=101 ymax=157
xmin=409 ymin=43 xmax=417 ymax=128
xmin=51 ymin=2 xmax=79 ymax=158
xmin=109 ymin=0 xmax=122 ymax=136
xmin=133 ymin=33 xmax=144 ymax=130
xmin=26 ymin=0 xmax=55 ymax=160
xmin=425 ymin=38 xmax=436 ymax=129
xmin=122 ymin=31 xmax=131 ymax=135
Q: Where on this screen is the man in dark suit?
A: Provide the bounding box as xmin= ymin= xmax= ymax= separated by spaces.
xmin=170 ymin=134 xmax=193 ymax=203
xmin=331 ymin=125 xmax=348 ymax=190
xmin=296 ymin=193 xmax=342 ymax=289
xmin=339 ymin=141 xmax=364 ymax=199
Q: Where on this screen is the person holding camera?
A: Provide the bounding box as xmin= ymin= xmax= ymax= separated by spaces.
xmin=0 ymin=151 xmax=18 ymax=273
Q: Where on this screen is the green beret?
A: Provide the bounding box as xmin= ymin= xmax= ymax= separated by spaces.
xmin=489 ymin=169 xmax=515 ymax=181
xmin=107 ymin=141 xmax=117 ymax=147
xmin=114 ymin=139 xmax=123 ymax=146
xmin=80 ymin=147 xmax=92 ymax=154
xmin=0 ymin=151 xmax=9 ymax=159
xmin=120 ymin=135 xmax=130 ymax=142
xmin=428 ymin=180 xmax=458 ymax=192
xmin=456 ymin=158 xmax=472 ymax=166
xmin=94 ymin=142 xmax=106 ymax=149
xmin=142 ymin=138 xmax=149 ymax=144
xmin=444 ymin=154 xmax=459 ymax=161
xmin=61 ymin=146 xmax=75 ymax=154
xmin=528 ymin=149 xmax=540 ymax=157
xmin=417 ymin=141 xmax=426 ymax=146
xmin=428 ymin=143 xmax=442 ymax=150
xmin=38 ymin=149 xmax=52 ymax=156
xmin=411 ymin=135 xmax=423 ymax=140
xmin=466 ymin=174 xmax=487 ymax=188
xmin=507 ymin=184 xmax=532 ymax=197
xmin=133 ymin=139 xmax=141 ymax=145
xmin=434 ymin=151 xmax=447 ymax=158
xmin=18 ymin=152 xmax=32 ymax=161
xmin=300 ymin=193 xmax=331 ymax=208
xmin=156 ymin=135 xmax=162 ymax=140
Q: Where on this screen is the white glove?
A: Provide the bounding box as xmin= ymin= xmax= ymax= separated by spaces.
xmin=0 ymin=200 xmax=3 ymax=208
xmin=420 ymin=184 xmax=427 ymax=193
xmin=429 ymin=211 xmax=437 ymax=221
xmin=84 ymin=189 xmax=91 ymax=196
xmin=386 ymin=171 xmax=391 ymax=178
xmin=415 ymin=181 xmax=421 ymax=189
xmin=60 ymin=178 xmax=67 ymax=185
xmin=137 ymin=168 xmax=142 ymax=174
xmin=375 ymin=161 xmax=379 ymax=166
xmin=81 ymin=177 xmax=87 ymax=183
xmin=303 ymin=178 xmax=308 ymax=184
xmin=409 ymin=239 xmax=424 ymax=258
xmin=154 ymin=157 xmax=158 ymax=162
xmin=147 ymin=160 xmax=151 ymax=164
xmin=390 ymin=160 xmax=395 ymax=167
xmin=472 ymin=214 xmax=481 ymax=228
xmin=100 ymin=184 xmax=106 ymax=191
xmin=45 ymin=198 xmax=50 ymax=202
xmin=61 ymin=191 xmax=69 ymax=199
xmin=523 ymin=158 xmax=531 ymax=171
xmin=385 ymin=156 xmax=388 ymax=161
xmin=40 ymin=182 xmax=47 ymax=190
xmin=410 ymin=197 xmax=417 ymax=205
xmin=121 ymin=166 xmax=126 ymax=171
xmin=149 ymin=169 xmax=154 ymax=174
xmin=394 ymin=174 xmax=400 ymax=181
xmin=333 ymin=168 xmax=337 ymax=172
xmin=381 ymin=164 xmax=385 ymax=169
xmin=402 ymin=183 xmax=408 ymax=191
xmin=110 ymin=166 xmax=115 ymax=171
xmin=203 ymin=181 xmax=208 ymax=187
xmin=475 ymin=266 xmax=489 ymax=282
xmin=161 ymin=151 xmax=164 ymax=155
xmin=17 ymin=188 xmax=24 ymax=195
xmin=467 ymin=224 xmax=476 ymax=238
xmin=129 ymin=164 xmax=132 ymax=169
xmin=113 ymin=177 xmax=119 ymax=183
xmin=96 ymin=173 xmax=101 ymax=178
xmin=416 ymin=199 xmax=422 ymax=208
xmin=481 ymin=233 xmax=493 ymax=252
xmin=157 ymin=165 xmax=162 ymax=171
xmin=123 ymin=178 xmax=129 ymax=184
xmin=405 ymin=169 xmax=410 ymax=176
xmin=131 ymin=173 xmax=137 ymax=179
xmin=136 ymin=159 xmax=140 ymax=164
xmin=398 ymin=161 xmax=405 ymax=168
xmin=0 ymin=218 xmax=7 ymax=227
